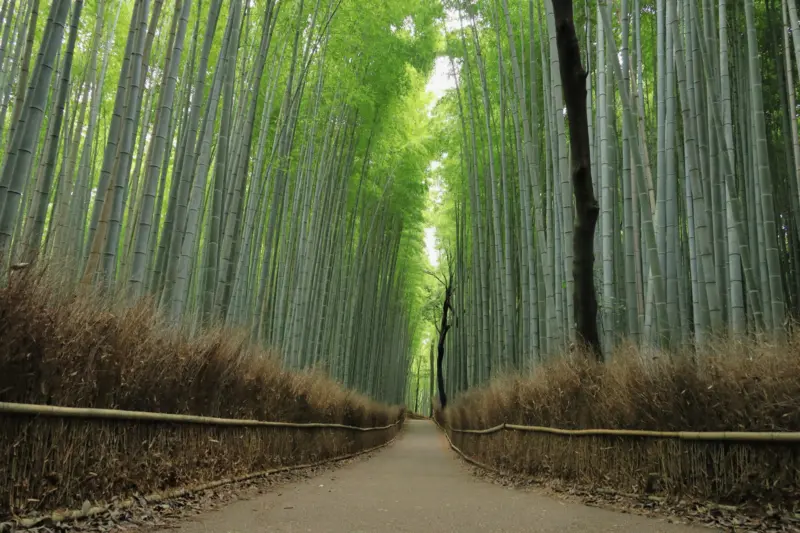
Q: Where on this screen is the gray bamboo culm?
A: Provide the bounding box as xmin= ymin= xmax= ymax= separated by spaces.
xmin=443 ymin=422 xmax=800 ymax=442
xmin=0 ymin=402 xmax=401 ymax=431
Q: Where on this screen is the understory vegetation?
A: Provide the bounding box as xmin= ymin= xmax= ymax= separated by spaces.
xmin=0 ymin=270 xmax=402 ymax=517
xmin=441 ymin=342 xmax=800 ymax=504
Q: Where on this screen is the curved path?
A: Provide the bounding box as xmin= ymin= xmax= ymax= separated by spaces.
xmin=161 ymin=420 xmax=707 ymax=532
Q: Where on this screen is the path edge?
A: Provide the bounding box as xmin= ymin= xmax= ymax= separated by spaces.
xmin=432 ymin=417 xmax=506 ymax=475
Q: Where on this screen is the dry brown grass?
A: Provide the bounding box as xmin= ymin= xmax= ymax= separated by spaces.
xmin=444 ymin=341 xmax=800 ymax=504
xmin=0 ymin=268 xmax=402 ymax=518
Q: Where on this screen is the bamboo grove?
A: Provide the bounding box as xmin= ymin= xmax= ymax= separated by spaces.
xmin=429 ymin=0 xmax=800 ymax=398
xmin=0 ymin=0 xmax=444 ymax=404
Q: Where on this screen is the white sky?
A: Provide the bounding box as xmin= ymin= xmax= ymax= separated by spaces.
xmin=423 ymin=160 xmax=445 ymax=268
xmin=424 ymin=227 xmax=440 ymax=268
xmin=425 ymin=56 xmax=457 ymax=104
xmin=424 ymin=8 xmax=461 ymax=107
xmin=422 ymin=9 xmax=460 ymax=270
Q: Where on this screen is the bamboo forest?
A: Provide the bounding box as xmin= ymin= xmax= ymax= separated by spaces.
xmin=3 ymin=0 xmax=800 ymax=529
xmin=0 ymin=0 xmax=798 ymax=399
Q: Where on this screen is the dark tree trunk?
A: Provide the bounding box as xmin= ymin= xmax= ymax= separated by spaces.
xmin=413 ymin=358 xmax=421 ymax=413
xmin=428 ymin=341 xmax=435 ymax=415
xmin=436 ymin=284 xmax=453 ymax=408
xmin=553 ymin=0 xmax=602 ymax=360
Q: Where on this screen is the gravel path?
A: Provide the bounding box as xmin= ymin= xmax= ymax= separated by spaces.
xmin=158 ymin=420 xmax=709 ymax=532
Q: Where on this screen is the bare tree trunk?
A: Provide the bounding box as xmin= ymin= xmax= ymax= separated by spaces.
xmin=552 ymin=0 xmax=602 ymax=359
xmin=413 ymin=356 xmax=421 ymax=413
xmin=428 ymin=341 xmax=434 ymax=415
xmin=436 ymin=280 xmax=453 ymax=408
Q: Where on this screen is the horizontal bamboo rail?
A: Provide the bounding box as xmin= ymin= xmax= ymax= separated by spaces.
xmin=0 ymin=402 xmax=401 ymax=431
xmin=445 ymin=421 xmax=800 ymax=442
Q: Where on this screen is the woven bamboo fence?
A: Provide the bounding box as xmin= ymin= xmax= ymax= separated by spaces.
xmin=436 ymin=414 xmax=800 ymax=503
xmin=0 ymin=402 xmax=402 ymax=518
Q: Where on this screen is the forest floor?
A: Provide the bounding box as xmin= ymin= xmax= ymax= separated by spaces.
xmin=146 ymin=420 xmax=707 ymax=533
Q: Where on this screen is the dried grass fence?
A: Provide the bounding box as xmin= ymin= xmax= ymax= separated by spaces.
xmin=1 ymin=402 xmax=402 ymax=520
xmin=434 ymin=346 xmax=800 ymax=505
xmin=0 ymin=269 xmax=406 ymax=521
xmin=436 ymin=413 xmax=800 ymax=504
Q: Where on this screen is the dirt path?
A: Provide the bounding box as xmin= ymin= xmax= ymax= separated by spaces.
xmin=158 ymin=420 xmax=709 ymax=532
